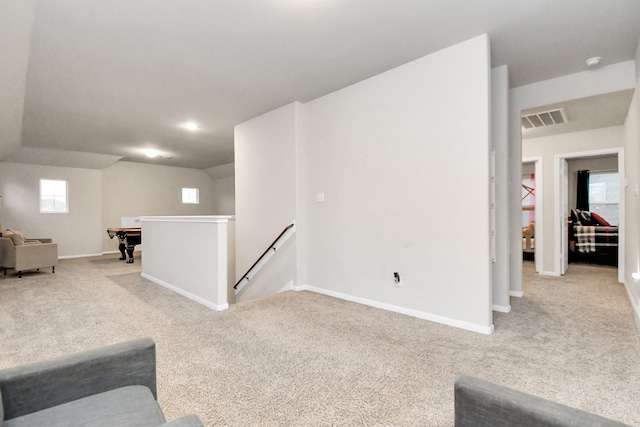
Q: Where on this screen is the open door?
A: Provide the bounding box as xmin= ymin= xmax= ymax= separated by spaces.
xmin=522 ymin=159 xmax=541 ymax=271
xmin=560 ymin=158 xmax=569 ymax=275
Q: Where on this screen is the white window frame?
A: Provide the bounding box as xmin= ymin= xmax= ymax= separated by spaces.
xmin=40 ymin=179 xmax=68 ymax=213
xmin=182 ymin=187 xmax=199 ymax=204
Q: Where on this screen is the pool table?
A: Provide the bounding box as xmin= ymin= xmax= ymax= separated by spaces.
xmin=106 ymin=227 xmax=141 ymax=263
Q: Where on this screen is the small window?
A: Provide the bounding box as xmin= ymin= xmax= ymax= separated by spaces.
xmin=40 ymin=179 xmax=68 ymax=213
xmin=182 ymin=187 xmax=199 ymax=204
xmin=589 ymin=171 xmax=619 ymax=226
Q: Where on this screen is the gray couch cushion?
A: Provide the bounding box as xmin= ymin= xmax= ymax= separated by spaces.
xmin=4 ymin=385 xmax=166 ymax=427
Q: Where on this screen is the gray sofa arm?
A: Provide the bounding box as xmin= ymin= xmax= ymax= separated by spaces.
xmin=0 ymin=238 xmax=15 ymax=268
xmin=14 ymin=242 xmax=58 ymax=272
xmin=0 ymin=337 xmax=157 ymax=420
xmin=161 ymin=414 xmax=206 ymax=427
xmin=454 ymin=375 xmax=631 ymax=427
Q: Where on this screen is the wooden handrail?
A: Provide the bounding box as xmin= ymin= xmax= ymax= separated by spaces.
xmin=234 ymin=223 xmax=295 ymax=289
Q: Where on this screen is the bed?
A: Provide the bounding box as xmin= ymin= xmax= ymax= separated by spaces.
xmin=569 ymin=209 xmax=618 ymax=266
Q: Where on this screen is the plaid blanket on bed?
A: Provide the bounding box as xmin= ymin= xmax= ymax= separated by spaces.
xmin=574 ymin=225 xmax=618 ymax=253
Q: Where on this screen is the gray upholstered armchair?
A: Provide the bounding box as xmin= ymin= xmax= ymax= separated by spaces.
xmin=0 ymin=229 xmax=58 ymax=278
xmin=0 ymin=337 xmax=204 ymax=426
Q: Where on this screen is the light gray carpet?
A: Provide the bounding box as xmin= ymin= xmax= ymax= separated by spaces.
xmin=1 ymin=256 xmax=640 ymax=426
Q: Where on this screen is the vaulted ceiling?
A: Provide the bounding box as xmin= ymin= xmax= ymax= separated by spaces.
xmin=2 ymin=0 xmax=639 ymax=170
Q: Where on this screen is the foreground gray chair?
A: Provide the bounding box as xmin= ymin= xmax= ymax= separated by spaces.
xmin=454 ymin=375 xmax=631 ymax=427
xmin=0 ymin=337 xmax=204 ymax=427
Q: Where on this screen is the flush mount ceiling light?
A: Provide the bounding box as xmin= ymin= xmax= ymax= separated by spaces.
xmin=143 ymin=149 xmax=173 ymax=159
xmin=144 ymin=149 xmax=159 ymax=158
xmin=585 ymin=56 xmax=601 ymax=67
xmin=182 ymin=121 xmax=201 ymax=131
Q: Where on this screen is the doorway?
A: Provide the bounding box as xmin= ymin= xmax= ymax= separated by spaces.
xmin=521 ymin=157 xmax=543 ymax=273
xmin=554 ymin=148 xmax=625 ymax=282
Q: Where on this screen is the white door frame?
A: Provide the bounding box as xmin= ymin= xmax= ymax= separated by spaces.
xmin=559 ymin=158 xmax=569 ymax=275
xmin=522 ymin=156 xmax=543 ymax=274
xmin=554 ymin=147 xmax=625 ymax=282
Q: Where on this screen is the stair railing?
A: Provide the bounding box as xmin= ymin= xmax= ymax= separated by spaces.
xmin=234 ymin=222 xmax=295 ymax=293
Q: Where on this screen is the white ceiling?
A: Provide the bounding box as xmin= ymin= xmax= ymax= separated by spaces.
xmin=2 ymin=0 xmax=640 ymax=170
xmin=521 ymin=89 xmax=635 ymax=140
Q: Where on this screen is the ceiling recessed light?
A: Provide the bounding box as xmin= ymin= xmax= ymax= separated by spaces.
xmin=182 ymin=122 xmax=201 ymax=131
xmin=144 ymin=149 xmax=159 ymax=158
xmin=143 ymin=149 xmax=173 ymax=160
xmin=585 ymin=56 xmax=601 ymax=67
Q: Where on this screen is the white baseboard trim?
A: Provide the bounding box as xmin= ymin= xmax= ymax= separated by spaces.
xmin=492 ymin=304 xmax=511 ymax=313
xmin=539 ymin=270 xmax=560 ymax=277
xmin=623 ymin=280 xmax=640 ymax=334
xmin=510 ymin=290 xmax=524 ymax=298
xmin=58 ymin=250 xmax=142 ymax=260
xmin=292 ymin=284 xmax=494 ymax=335
xmin=278 ymin=280 xmax=294 ymax=293
xmin=141 ymin=272 xmax=228 ymax=311
xmin=102 ymin=250 xmax=141 ymax=255
xmin=59 ymin=253 xmax=104 ymax=259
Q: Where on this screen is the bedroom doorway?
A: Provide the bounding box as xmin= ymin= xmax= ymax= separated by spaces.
xmin=522 ymin=157 xmax=543 ymax=273
xmin=555 ymin=148 xmax=625 ymax=283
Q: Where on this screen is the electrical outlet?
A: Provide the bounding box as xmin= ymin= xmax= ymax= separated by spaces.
xmin=393 ymin=272 xmax=402 ymax=287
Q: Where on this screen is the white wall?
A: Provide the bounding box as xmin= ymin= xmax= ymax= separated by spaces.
xmin=140 ymin=216 xmax=234 ymax=310
xmin=491 ymin=65 xmax=510 ymax=312
xmin=0 ymin=0 xmax=36 ymax=159
xmin=210 ymin=176 xmax=235 ymax=215
xmin=235 ymin=35 xmax=493 ymax=332
xmin=0 ymin=160 xmax=219 ymax=257
xmin=101 ymin=161 xmax=217 ymax=252
xmin=0 ymin=162 xmax=102 ymax=257
xmin=301 ymin=35 xmax=492 ymax=332
xmin=625 ymin=40 xmax=640 ymax=329
xmin=205 ymin=163 xmax=235 ymax=214
xmin=522 ymin=127 xmax=625 ymax=274
xmin=234 ymin=103 xmax=299 ymax=300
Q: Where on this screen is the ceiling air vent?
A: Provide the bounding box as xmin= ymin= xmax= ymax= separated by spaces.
xmin=522 ymin=108 xmax=567 ymax=129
